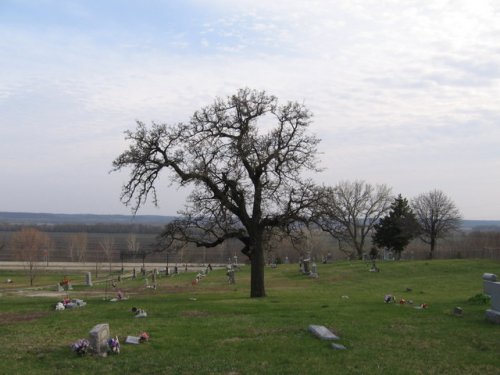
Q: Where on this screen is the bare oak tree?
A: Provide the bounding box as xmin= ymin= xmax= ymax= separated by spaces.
xmin=113 ymin=88 xmax=322 ymax=297
xmin=314 ymin=180 xmax=393 ymax=260
xmin=411 ymin=189 xmax=462 ymax=259
xmin=11 ymin=228 xmax=50 ymax=286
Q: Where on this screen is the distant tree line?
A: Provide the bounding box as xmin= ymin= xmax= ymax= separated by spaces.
xmin=0 ymin=222 xmax=163 ymax=234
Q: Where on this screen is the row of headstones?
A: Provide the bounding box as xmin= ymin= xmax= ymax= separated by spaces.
xmin=83 ymin=265 xmax=186 ymax=287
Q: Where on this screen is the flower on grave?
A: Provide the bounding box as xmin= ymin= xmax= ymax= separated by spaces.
xmin=399 ymin=298 xmax=406 ymax=305
xmin=132 ymin=307 xmax=147 ymax=317
xmin=71 ymin=339 xmax=90 ymax=356
xmin=420 ymin=303 xmax=428 ymax=309
xmin=55 ymin=302 xmax=65 ymax=311
xmin=108 ymin=336 xmax=120 ymax=354
xmin=384 ymin=294 xmax=394 ymax=303
xmin=139 ymin=332 xmax=149 ymax=343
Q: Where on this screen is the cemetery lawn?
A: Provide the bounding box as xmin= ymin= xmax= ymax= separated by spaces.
xmin=0 ymin=259 xmax=499 ymax=375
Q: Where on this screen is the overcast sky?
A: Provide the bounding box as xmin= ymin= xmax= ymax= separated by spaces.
xmin=1 ymin=0 xmax=499 ymax=219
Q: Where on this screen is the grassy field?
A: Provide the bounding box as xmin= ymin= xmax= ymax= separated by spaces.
xmin=0 ymin=260 xmax=499 ymax=375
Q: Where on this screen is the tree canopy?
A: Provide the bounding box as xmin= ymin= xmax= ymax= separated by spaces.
xmin=314 ymin=180 xmax=393 ymax=260
xmin=411 ymin=189 xmax=462 ymax=259
xmin=113 ymin=88 xmax=322 ymax=297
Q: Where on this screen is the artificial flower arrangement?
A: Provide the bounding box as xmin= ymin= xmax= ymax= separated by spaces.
xmin=108 ymin=336 xmax=120 ymax=354
xmin=131 ymin=306 xmax=148 ymax=318
xmin=71 ymin=339 xmax=90 ymax=356
xmin=139 ymin=332 xmax=149 ymax=343
xmin=384 ymin=294 xmax=428 ymax=309
xmin=384 ymin=294 xmax=395 ymax=303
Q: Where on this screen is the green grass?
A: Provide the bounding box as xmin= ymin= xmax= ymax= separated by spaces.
xmin=1 ymin=260 xmax=500 ymax=374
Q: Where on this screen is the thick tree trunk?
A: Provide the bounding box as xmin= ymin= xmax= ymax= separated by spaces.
xmin=429 ymin=237 xmax=435 ymax=259
xmin=250 ymin=241 xmax=266 ymax=298
xmin=355 ymin=244 xmax=363 ymax=260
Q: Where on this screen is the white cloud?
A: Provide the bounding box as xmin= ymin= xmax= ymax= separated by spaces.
xmin=1 ymin=0 xmax=500 ymax=218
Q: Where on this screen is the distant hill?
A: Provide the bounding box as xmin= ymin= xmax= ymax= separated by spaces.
xmin=462 ymin=220 xmax=500 ymax=232
xmin=1 ymin=212 xmax=499 ymax=232
xmin=0 ymin=211 xmax=175 ymax=226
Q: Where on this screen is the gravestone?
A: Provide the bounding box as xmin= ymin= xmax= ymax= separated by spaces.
xmin=85 ymin=272 xmax=92 ymax=286
xmin=303 ymin=259 xmax=310 ymax=274
xmin=227 ymin=266 xmax=235 ymax=284
xmin=369 ymin=260 xmax=379 ymax=272
xmin=383 ymin=250 xmax=394 ymax=261
xmin=331 ymin=343 xmax=347 ymax=350
xmin=308 ymin=324 xmax=340 ymax=340
xmin=482 ymin=273 xmax=500 ymax=323
xmin=125 ymin=336 xmax=140 ymax=344
xmin=310 ymin=263 xmax=318 ymax=278
xmin=89 ymin=323 xmax=110 ymax=355
xmin=483 ymin=273 xmax=498 ymax=296
xmin=453 ymin=306 xmax=463 ymax=316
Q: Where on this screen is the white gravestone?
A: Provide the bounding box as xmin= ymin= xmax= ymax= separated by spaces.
xmin=482 ymin=273 xmax=500 ymax=323
xmin=308 ymin=324 xmax=340 ymax=340
xmin=85 ymin=272 xmax=92 ymax=286
xmin=89 ymin=323 xmax=110 ymax=355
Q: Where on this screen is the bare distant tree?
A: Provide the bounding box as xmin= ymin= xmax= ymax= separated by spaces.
xmin=43 ymin=238 xmax=54 ymax=266
xmin=113 ymin=88 xmax=322 ymax=298
xmin=314 ymin=181 xmax=393 ymax=260
xmin=412 ymin=189 xmax=462 ymax=259
xmin=11 ymin=228 xmax=50 ymax=286
xmin=99 ymin=236 xmax=115 ymax=273
xmin=127 ymin=234 xmax=148 ymax=269
xmin=67 ymin=236 xmax=75 ymax=261
xmin=287 ymin=225 xmax=322 ymax=262
xmin=68 ymin=233 xmax=88 ymax=263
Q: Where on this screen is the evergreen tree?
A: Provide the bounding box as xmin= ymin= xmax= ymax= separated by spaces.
xmin=372 ymin=194 xmax=420 ymax=260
